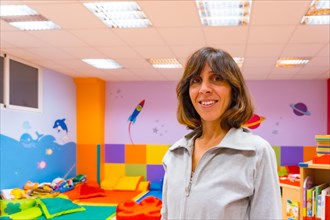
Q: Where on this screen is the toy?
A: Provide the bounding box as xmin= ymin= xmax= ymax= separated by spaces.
xmin=72 ymin=174 xmax=87 ymax=185
xmin=29 ymin=185 xmax=59 ymax=198
xmin=52 ymin=177 xmax=74 ymax=193
xmin=116 ymin=196 xmax=162 ymax=220
xmin=24 ymin=181 xmax=39 ymax=191
xmin=10 ymin=188 xmax=28 ymax=199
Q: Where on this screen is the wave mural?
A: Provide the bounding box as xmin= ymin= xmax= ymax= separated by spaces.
xmin=0 ymin=133 xmax=76 ymax=189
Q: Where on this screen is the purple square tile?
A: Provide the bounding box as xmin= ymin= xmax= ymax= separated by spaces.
xmin=105 ymin=144 xmax=125 ymax=163
xmin=280 ymin=146 xmax=303 ymax=166
xmin=147 ymin=164 xmax=165 ymax=182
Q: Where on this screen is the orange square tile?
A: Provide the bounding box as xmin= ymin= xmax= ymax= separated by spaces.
xmin=125 ymin=144 xmax=146 ymax=164
xmin=303 ymin=146 xmax=317 ymax=162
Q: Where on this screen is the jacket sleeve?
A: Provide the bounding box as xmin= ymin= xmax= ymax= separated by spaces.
xmin=161 ymin=154 xmax=168 ymax=220
xmin=249 ymin=141 xmax=282 ymax=219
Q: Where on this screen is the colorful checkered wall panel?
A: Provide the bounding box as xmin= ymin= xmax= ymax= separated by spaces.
xmin=104 ymin=145 xmax=316 ymax=182
xmin=104 ymin=144 xmax=170 ymax=182
xmin=272 ymin=146 xmax=316 ymax=166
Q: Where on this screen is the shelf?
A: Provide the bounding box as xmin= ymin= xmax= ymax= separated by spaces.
xmin=299 ymin=160 xmax=330 ymax=220
xmin=280 ymin=183 xmax=300 ymax=190
xmin=298 ymin=160 xmax=330 ymax=170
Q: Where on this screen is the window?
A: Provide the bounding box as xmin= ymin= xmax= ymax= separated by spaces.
xmin=0 ymin=53 xmax=42 ymax=112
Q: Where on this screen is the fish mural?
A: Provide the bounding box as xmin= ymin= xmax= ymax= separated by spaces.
xmin=128 ymin=99 xmax=145 ymax=144
xmin=53 ymin=119 xmax=68 ymax=133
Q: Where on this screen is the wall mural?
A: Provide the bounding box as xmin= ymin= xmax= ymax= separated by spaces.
xmin=128 ymin=99 xmax=145 ymax=145
xmin=290 ymin=102 xmax=311 ymax=116
xmin=1 ymin=119 xmax=76 ymax=189
xmin=243 ymin=113 xmax=266 ymax=129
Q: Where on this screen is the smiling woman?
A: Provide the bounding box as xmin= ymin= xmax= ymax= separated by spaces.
xmin=161 ymin=47 xmax=282 ymax=220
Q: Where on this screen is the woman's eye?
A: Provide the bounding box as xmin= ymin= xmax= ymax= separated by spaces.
xmin=190 ymin=76 xmax=201 ymax=84
xmin=212 ymin=75 xmax=223 ymax=82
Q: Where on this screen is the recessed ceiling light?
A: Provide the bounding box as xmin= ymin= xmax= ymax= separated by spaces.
xmin=82 ymin=59 xmax=123 ymax=69
xmin=195 ymin=0 xmax=253 ymax=26
xmin=276 ymin=57 xmax=310 ymax=67
xmin=0 ymin=5 xmax=60 ymax=30
xmin=233 ymin=57 xmax=244 ymax=68
xmin=148 ymin=58 xmax=182 ymax=69
xmin=301 ymin=0 xmax=330 ymax=25
xmin=8 ymin=20 xmax=60 ymax=31
xmin=0 ymin=4 xmax=38 ymax=16
xmin=84 ymin=1 xmax=152 ymax=28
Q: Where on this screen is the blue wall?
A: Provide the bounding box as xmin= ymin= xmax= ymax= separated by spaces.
xmin=0 ymin=68 xmax=77 ymax=189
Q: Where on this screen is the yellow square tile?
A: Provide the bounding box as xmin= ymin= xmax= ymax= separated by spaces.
xmin=104 ymin=163 xmax=125 ymax=180
xmin=146 ymin=144 xmax=169 ymax=164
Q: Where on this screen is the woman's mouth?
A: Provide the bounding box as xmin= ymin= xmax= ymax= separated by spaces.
xmin=199 ymin=100 xmax=218 ymax=106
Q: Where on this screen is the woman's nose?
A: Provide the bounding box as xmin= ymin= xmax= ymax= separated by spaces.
xmin=199 ymin=81 xmax=212 ymax=94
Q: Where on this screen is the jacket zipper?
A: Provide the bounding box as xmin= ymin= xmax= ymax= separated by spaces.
xmin=186 ymin=172 xmax=193 ymax=197
xmin=183 ymin=148 xmax=215 ymax=218
xmin=182 ymin=148 xmax=194 ymax=219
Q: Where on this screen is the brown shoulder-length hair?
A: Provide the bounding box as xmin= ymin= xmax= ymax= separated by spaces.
xmin=176 ymin=47 xmax=254 ymax=132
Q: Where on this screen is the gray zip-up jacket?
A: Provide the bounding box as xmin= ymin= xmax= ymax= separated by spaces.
xmin=161 ymin=127 xmax=282 ymax=219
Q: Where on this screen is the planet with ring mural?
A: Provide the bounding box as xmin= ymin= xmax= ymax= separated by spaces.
xmin=243 ymin=114 xmax=265 ymax=129
xmin=290 ymin=102 xmax=311 ymax=116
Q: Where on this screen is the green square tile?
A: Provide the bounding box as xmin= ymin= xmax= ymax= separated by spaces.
xmin=272 ymin=146 xmax=280 ymax=166
xmin=125 ymin=164 xmax=147 ymax=181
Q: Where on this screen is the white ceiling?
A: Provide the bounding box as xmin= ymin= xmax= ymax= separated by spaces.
xmin=1 ymin=0 xmax=329 ymax=81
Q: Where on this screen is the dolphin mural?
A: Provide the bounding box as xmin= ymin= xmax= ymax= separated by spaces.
xmin=53 ymin=119 xmax=68 ymax=133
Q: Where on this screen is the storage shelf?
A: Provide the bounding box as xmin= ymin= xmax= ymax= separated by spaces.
xmin=299 ymin=160 xmax=330 ymax=220
xmin=299 ymin=160 xmax=330 ymax=169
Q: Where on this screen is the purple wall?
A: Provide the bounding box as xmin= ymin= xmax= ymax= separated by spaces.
xmin=105 ymin=80 xmax=327 ymax=146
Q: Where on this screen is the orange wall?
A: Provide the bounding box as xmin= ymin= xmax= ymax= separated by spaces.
xmin=74 ymin=78 xmax=105 ymax=183
xmin=328 ymin=78 xmax=330 ymax=134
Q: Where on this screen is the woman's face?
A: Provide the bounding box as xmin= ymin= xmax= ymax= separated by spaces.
xmin=189 ymin=63 xmax=232 ymax=125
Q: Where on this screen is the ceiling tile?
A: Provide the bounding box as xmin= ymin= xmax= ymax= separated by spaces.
xmin=250 ymin=1 xmax=310 ymax=25
xmin=96 ymin=46 xmax=142 ymax=59
xmin=59 ymin=47 xmax=105 ymax=59
xmin=21 ymin=1 xmax=106 ymax=29
xmin=204 ymin=26 xmax=248 ymax=44
xmin=0 ymin=0 xmax=328 ymax=81
xmin=245 ymin=44 xmax=284 ymax=57
xmin=244 ymin=57 xmax=277 ymax=67
xmin=158 ymin=27 xmax=205 ymax=45
xmin=28 ymin=30 xmax=88 ymax=47
xmin=114 ymin=29 xmax=166 ymax=46
xmin=139 ymin=1 xmax=200 ymax=27
xmin=290 ymin=26 xmax=330 ymax=43
xmin=70 ymin=30 xmax=127 ymax=46
xmin=281 ymin=44 xmax=325 ymax=57
xmin=248 ymin=26 xmax=296 ymax=44
xmin=2 ymin=31 xmax=50 ymax=48
xmin=316 ymin=44 xmax=330 ymax=57
xmin=133 ymin=46 xmax=175 ymax=58
xmin=308 ymin=56 xmax=330 ymax=66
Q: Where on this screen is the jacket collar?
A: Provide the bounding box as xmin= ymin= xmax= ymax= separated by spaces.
xmin=169 ymin=127 xmax=256 ymax=152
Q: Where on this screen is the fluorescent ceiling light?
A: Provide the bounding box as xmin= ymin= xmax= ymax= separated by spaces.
xmin=276 ymin=57 xmax=310 ymax=67
xmin=82 ymin=59 xmax=123 ymax=69
xmin=84 ymin=1 xmax=152 ymax=28
xmin=233 ymin=57 xmax=244 ymax=68
xmin=148 ymin=58 xmax=182 ymax=69
xmin=9 ymin=21 xmax=60 ymax=31
xmin=195 ymin=0 xmax=253 ymax=26
xmin=0 ymin=5 xmax=38 ymax=16
xmin=0 ymin=5 xmax=60 ymax=30
xmin=301 ymin=0 xmax=330 ymax=25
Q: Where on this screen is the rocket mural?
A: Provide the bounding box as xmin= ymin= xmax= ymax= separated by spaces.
xmin=128 ymin=99 xmax=145 ymax=144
